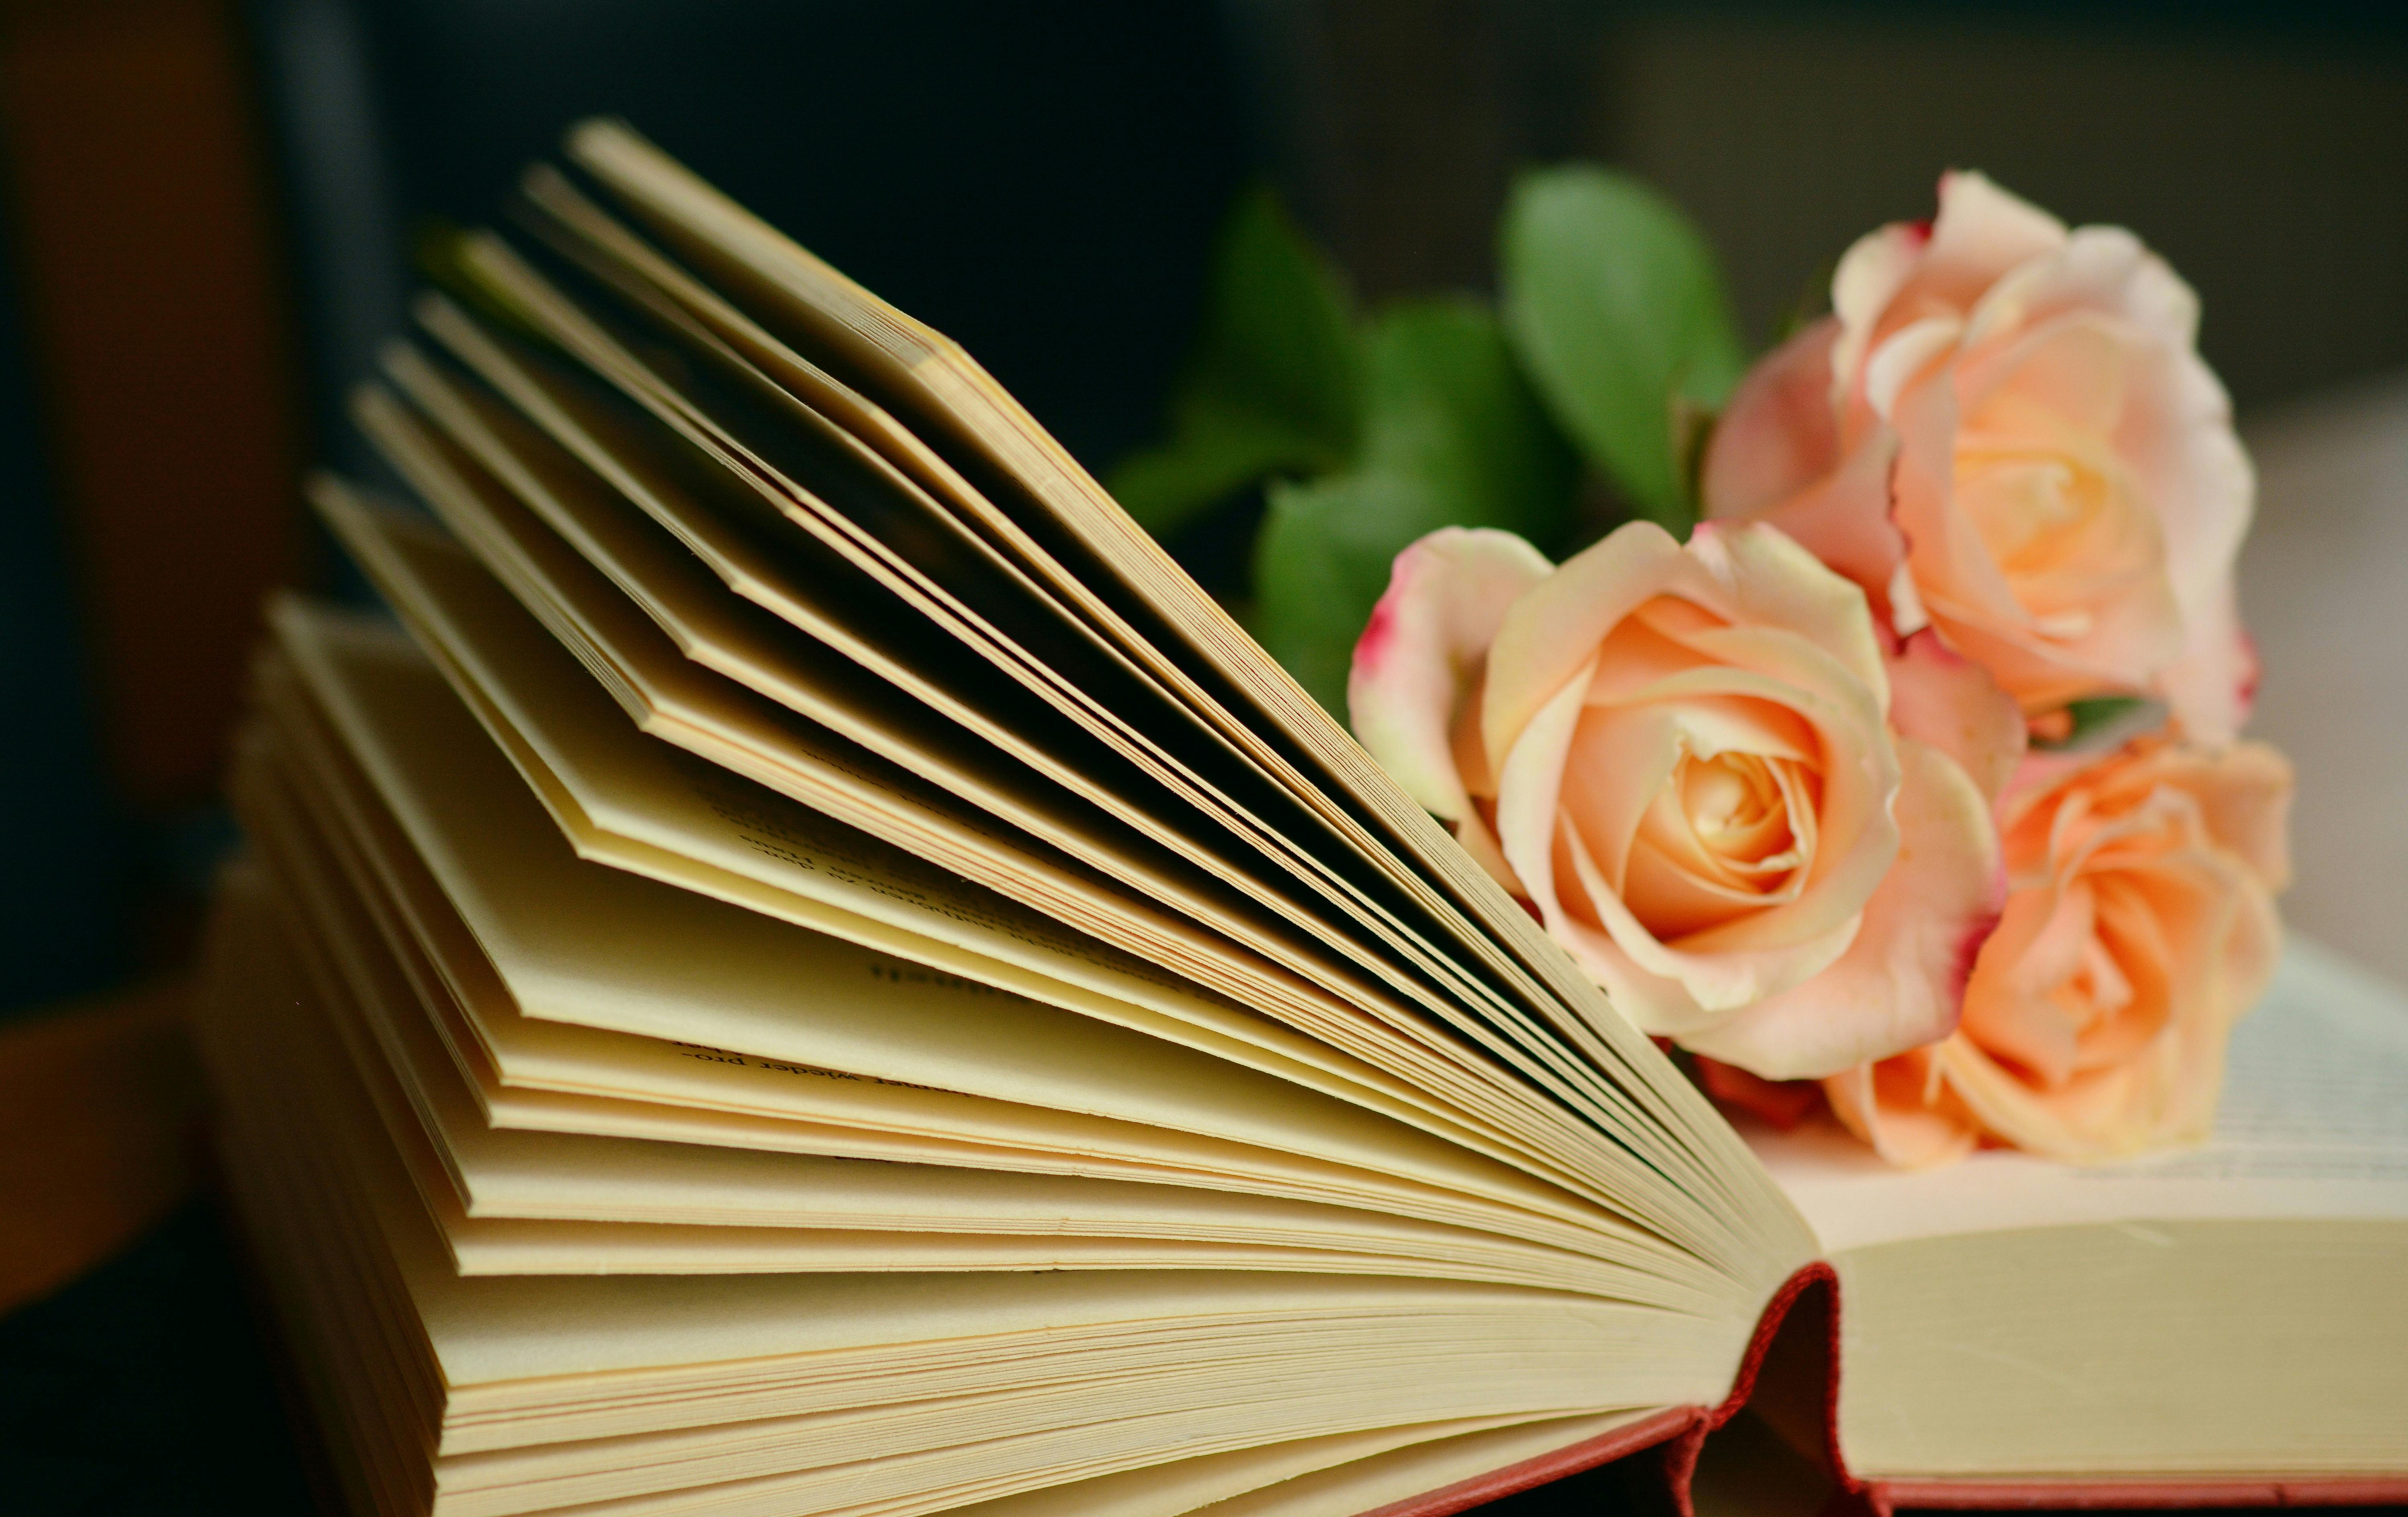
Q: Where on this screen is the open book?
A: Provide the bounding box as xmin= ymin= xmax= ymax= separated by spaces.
xmin=192 ymin=120 xmax=2408 ymax=1517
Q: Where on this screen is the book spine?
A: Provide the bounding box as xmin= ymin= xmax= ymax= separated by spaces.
xmin=1662 ymin=1263 xmax=1845 ymax=1517
xmin=1350 ymin=1263 xmax=1840 ymax=1517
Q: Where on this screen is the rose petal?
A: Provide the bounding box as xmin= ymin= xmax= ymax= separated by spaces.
xmin=1693 ymin=522 xmax=1894 ymax=709
xmin=1583 ymin=604 xmax=1723 ymax=706
xmin=1956 ymin=309 xmax=2131 ymax=428
xmin=1830 ymin=172 xmax=2063 ymax=428
xmin=1950 ymin=229 xmax=2254 ymax=737
xmin=1349 ymin=527 xmax=1554 ymax=820
xmin=1575 ymin=655 xmax=1901 ymax=952
xmin=1623 ymin=826 xmax=1790 ymax=941
xmin=1482 ymin=522 xmax=1688 ymax=768
xmin=1920 ymin=171 xmax=2068 ymax=310
xmin=1707 ymin=420 xmax=1908 ymax=634
xmin=1557 ymin=701 xmax=1686 ymax=894
xmin=1684 ymin=737 xmax=2004 ymax=1079
xmin=1885 ymin=630 xmax=2027 ymax=804
xmin=1831 ymin=222 xmax=1931 ymax=397
xmin=2135 ymin=740 xmax=2295 ymax=892
xmin=1696 ymin=1056 xmax=1824 ymax=1130
xmin=1702 ymin=317 xmax=1846 ymax=521
xmin=1824 ymin=1048 xmax=1983 ymax=1168
xmin=1568 ymin=815 xmax=1865 ymax=1022
xmin=1887 ymin=357 xmax=2018 ymax=624
xmin=1465 ymin=516 xmax=1938 ymax=1070
xmin=1920 ymin=594 xmax=2178 ymax=715
xmin=1493 ymin=655 xmax=1599 ymax=934
xmin=1938 ymin=737 xmax=2290 ymax=1162
xmin=1891 ymin=350 xmax=2186 ymax=711
xmin=1945 ymin=861 xmax=2278 ymax=1162
xmin=1964 ymin=225 xmax=2193 ymax=357
xmin=1960 ymin=882 xmax=2095 ymax=1083
xmin=2155 ymin=582 xmax=2254 ymax=746
xmin=1863 ymin=316 xmax=1962 ymax=423
xmin=1541 ymin=874 xmax=1725 ymax=1036
xmin=2123 ymin=347 xmax=2254 ymax=741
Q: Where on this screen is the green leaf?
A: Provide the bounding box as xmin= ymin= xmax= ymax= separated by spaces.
xmin=1250 ymin=298 xmax=1577 ymax=716
xmin=1353 ymin=298 xmax=1578 ymax=530
xmin=1107 ymin=187 xmax=1362 ymax=538
xmin=1499 ymin=165 xmax=1745 ymax=534
xmin=2031 ymin=695 xmax=2163 ymax=752
xmin=1251 ymin=472 xmax=1432 ymax=717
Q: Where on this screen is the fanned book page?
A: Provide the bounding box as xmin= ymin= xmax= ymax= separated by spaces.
xmin=194 ymin=119 xmax=1824 ymax=1517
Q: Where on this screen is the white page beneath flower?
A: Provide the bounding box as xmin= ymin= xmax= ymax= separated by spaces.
xmin=1751 ymin=937 xmax=2408 ymax=1253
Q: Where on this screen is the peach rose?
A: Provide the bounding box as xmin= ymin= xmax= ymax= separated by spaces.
xmin=1825 ymin=735 xmax=2292 ymax=1166
xmin=1703 ymin=172 xmax=2256 ymax=743
xmin=1350 ymin=521 xmax=2015 ymax=1080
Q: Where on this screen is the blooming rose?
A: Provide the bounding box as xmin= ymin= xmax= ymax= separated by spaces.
xmin=1825 ymin=735 xmax=2292 ymax=1165
xmin=1703 ymin=172 xmax=2256 ymax=742
xmin=1350 ymin=520 xmax=2015 ymax=1080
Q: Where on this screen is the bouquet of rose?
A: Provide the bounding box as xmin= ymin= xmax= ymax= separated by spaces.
xmin=1115 ymin=170 xmax=2292 ymax=1167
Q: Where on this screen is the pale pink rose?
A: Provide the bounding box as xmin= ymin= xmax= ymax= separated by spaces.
xmin=1826 ymin=735 xmax=2292 ymax=1166
xmin=1350 ymin=520 xmax=2014 ymax=1080
xmin=1702 ymin=172 xmax=2257 ymax=743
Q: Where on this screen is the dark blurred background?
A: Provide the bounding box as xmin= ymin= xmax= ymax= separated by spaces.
xmin=8 ymin=0 xmax=2408 ymax=1029
xmin=3 ymin=3 xmax=2408 ymax=1506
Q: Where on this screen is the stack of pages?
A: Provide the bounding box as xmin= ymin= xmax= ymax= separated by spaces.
xmin=195 ymin=120 xmax=2408 ymax=1517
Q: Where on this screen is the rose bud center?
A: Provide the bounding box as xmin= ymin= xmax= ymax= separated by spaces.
xmin=1957 ymin=388 xmax=2167 ymax=646
xmin=1622 ymin=740 xmax=1816 ymax=942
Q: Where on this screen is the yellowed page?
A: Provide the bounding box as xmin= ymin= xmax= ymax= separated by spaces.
xmin=557 ymin=118 xmax=1796 ymax=1259
xmin=211 ymin=877 xmax=1635 ymax=1296
xmin=421 ymin=1375 xmax=1641 ymax=1517
xmin=222 ymin=997 xmax=1714 ymax=1425
xmin=506 ymin=171 xmax=1646 ymax=1146
xmin=447 ymin=1308 xmax=1676 ymax=1456
xmin=428 ymin=234 xmax=1735 ymax=1247
xmin=458 ymin=216 xmax=1540 ymax=1032
xmin=252 ymin=681 xmax=1456 ymax=1201
xmin=1832 ymin=1220 xmax=2408 ymax=1480
xmin=389 ymin=296 xmax=1677 ymax=1214
xmin=246 ymin=794 xmax=1641 ymax=1298
xmin=330 ymin=383 xmax=1502 ymax=1156
xmin=217 ymin=995 xmax=1700 ymax=1466
xmin=439 ymin=236 xmax=1520 ymax=1015
xmin=931 ymin=1414 xmax=1616 ymax=1517
xmin=517 ymin=1419 xmax=1490 ymax=1517
xmin=209 ymin=926 xmax=1727 ymax=1411
xmin=435 ymin=1380 xmax=1619 ymax=1517
xmin=443 ymin=1413 xmax=1563 ymax=1517
xmin=317 ymin=400 xmax=1676 ymax=1226
xmin=222 ymin=698 xmax=1753 ymax=1502
xmin=1739 ymin=941 xmax=2408 ymax=1481
xmin=337 ymin=378 xmax=1491 ymax=1105
xmin=193 ymin=881 xmax=447 ymax=1510
xmin=1183 ymin=1410 xmax=1665 ymax=1517
xmin=248 ymin=648 xmax=1699 ymax=1279
xmin=262 ymin=577 xmax=1682 ymax=1257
